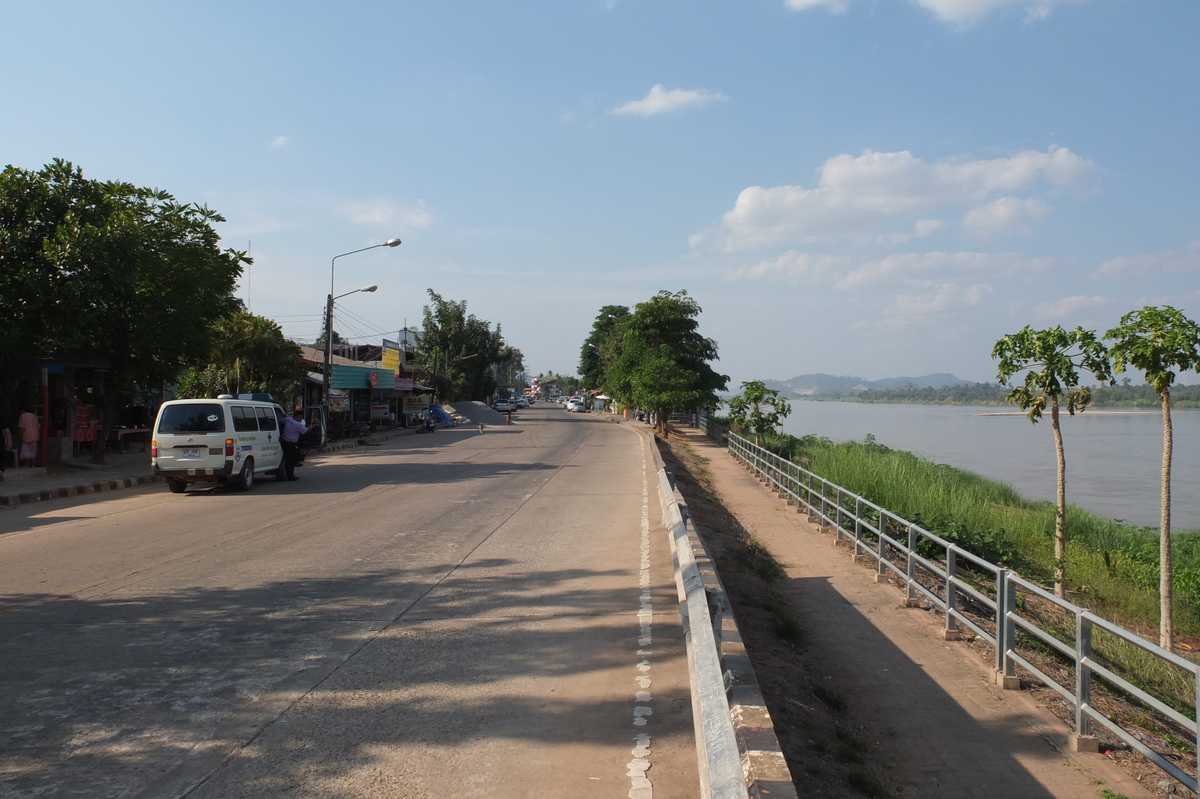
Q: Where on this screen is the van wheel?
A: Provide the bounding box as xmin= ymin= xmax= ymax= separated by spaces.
xmin=168 ymin=479 xmax=187 ymax=494
xmin=236 ymin=459 xmax=255 ymax=491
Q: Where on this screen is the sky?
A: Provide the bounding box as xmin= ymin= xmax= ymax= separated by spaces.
xmin=3 ymin=0 xmax=1197 ymax=386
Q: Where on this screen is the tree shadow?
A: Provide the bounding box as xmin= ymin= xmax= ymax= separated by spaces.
xmin=1 ymin=561 xmax=687 ymax=796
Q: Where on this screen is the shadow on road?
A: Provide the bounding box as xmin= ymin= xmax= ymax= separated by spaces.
xmin=0 ymin=559 xmax=686 ymax=796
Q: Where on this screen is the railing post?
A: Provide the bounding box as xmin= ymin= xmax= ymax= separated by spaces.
xmin=1071 ymin=613 xmax=1097 ymax=751
xmin=905 ymin=524 xmax=919 ymax=606
xmin=996 ymin=571 xmax=1019 ymax=689
xmin=853 ymin=497 xmax=863 ymax=556
xmin=875 ymin=507 xmax=887 ymax=583
xmin=944 ymin=546 xmax=959 ymax=639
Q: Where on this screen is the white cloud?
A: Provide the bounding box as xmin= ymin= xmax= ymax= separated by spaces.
xmin=612 ymin=84 xmax=728 ymax=116
xmin=347 ymin=199 xmax=434 ymax=229
xmin=915 ymin=218 xmax=947 ymax=237
xmin=915 ymin=0 xmax=1092 ymax=25
xmin=730 ymin=250 xmax=850 ymax=284
xmin=895 ymin=282 xmax=993 ymax=316
xmin=962 ymin=196 xmax=1050 ymax=238
xmin=704 ymin=146 xmax=1093 ymax=251
xmin=785 ymin=0 xmax=850 ymax=11
xmin=1032 ymin=294 xmax=1109 ymax=319
xmin=836 ymin=250 xmax=1049 ymax=290
xmin=270 ymin=136 xmax=290 ymax=148
xmin=1095 ymin=240 xmax=1200 ymax=278
xmin=784 ymin=0 xmax=1094 ymax=25
xmin=730 ymin=248 xmax=1051 ymax=293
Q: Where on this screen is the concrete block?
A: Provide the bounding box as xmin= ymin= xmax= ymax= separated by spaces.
xmin=1069 ymin=733 xmax=1099 ymax=753
xmin=943 ymin=629 xmax=960 ymax=641
xmin=994 ymin=670 xmax=1020 ymax=690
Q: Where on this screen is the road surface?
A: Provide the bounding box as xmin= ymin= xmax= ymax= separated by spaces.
xmin=0 ymin=407 xmax=699 ymax=798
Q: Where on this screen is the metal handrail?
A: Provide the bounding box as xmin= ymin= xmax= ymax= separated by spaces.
xmin=686 ymin=413 xmax=1199 ymax=794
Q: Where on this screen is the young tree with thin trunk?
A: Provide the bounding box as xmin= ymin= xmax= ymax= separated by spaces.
xmin=728 ymin=380 xmax=791 ymax=447
xmin=1106 ymin=306 xmax=1200 ymax=652
xmin=993 ymin=326 xmax=1112 ymax=599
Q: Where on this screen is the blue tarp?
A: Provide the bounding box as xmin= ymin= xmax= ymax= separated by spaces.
xmin=429 ymin=404 xmax=453 ymax=424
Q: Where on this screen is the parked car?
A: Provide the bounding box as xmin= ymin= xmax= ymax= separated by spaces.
xmin=494 ymin=399 xmax=513 ymax=412
xmin=152 ymin=396 xmax=288 ymax=493
xmin=567 ymin=399 xmax=587 ymax=413
xmin=514 ymin=397 xmax=529 ymax=408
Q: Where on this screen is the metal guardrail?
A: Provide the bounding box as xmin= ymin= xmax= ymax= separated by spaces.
xmin=657 ymin=467 xmax=747 ymax=799
xmin=686 ymin=413 xmax=1199 ymax=794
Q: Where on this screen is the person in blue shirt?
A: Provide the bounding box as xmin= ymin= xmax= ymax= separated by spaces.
xmin=280 ymin=409 xmax=308 ymax=481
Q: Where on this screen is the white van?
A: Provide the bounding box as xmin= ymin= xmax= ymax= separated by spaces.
xmin=151 ymin=396 xmax=288 ymax=493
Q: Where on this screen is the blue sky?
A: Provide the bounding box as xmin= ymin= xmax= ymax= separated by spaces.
xmin=3 ymin=0 xmax=1197 ymax=386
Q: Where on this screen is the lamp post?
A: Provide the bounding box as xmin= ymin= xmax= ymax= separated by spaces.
xmin=324 ymin=238 xmax=401 ymax=416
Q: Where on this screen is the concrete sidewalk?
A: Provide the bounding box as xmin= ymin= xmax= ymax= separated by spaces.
xmin=0 ymin=426 xmax=428 ymax=508
xmin=672 ymin=426 xmax=1155 ymax=799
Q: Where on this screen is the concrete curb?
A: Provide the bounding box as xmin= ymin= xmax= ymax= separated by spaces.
xmin=648 ymin=430 xmax=797 ymax=798
xmin=0 ymin=474 xmax=163 ymax=508
xmin=0 ymin=425 xmax=432 ymax=509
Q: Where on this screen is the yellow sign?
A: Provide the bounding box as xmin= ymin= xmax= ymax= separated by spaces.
xmin=382 ymin=345 xmax=400 ymax=375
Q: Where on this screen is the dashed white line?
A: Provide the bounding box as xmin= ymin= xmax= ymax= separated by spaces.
xmin=627 ymin=435 xmax=654 ymax=799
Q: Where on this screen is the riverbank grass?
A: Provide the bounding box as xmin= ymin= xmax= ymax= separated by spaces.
xmin=739 ymin=425 xmax=1200 ymax=641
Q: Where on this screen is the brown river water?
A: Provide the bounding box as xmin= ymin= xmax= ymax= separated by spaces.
xmin=777 ymin=402 xmax=1200 ymax=531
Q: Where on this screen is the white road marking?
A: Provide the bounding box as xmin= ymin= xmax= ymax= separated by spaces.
xmin=627 ymin=434 xmax=654 ymax=799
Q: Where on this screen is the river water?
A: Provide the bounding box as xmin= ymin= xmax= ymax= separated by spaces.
xmin=775 ymin=403 xmax=1200 ymax=531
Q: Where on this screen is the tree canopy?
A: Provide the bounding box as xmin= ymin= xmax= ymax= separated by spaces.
xmin=579 ymin=305 xmax=630 ymax=391
xmin=175 ymin=308 xmax=303 ymax=402
xmin=416 ymin=289 xmax=507 ymax=402
xmin=602 ymin=290 xmax=727 ymax=436
xmin=0 ymin=159 xmax=246 ymax=458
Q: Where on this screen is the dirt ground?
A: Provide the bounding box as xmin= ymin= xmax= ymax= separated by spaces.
xmin=657 ymin=426 xmax=1168 ymax=799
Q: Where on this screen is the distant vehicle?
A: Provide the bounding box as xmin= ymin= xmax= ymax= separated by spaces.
xmin=567 ymin=399 xmax=587 ymax=413
xmin=514 ymin=397 xmax=529 ymax=408
xmin=494 ymin=399 xmax=513 ymax=412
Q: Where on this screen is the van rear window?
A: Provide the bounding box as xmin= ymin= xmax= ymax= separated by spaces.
xmin=158 ymin=404 xmax=226 ymax=434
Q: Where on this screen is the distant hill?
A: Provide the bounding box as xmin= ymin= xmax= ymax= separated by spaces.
xmin=763 ymin=373 xmax=977 ymax=397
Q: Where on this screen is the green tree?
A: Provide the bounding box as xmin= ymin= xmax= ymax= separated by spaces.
xmin=176 ymin=309 xmax=303 ymax=402
xmin=1106 ymin=306 xmax=1200 ymax=651
xmin=993 ymin=325 xmax=1113 ymax=598
xmin=728 ymin=380 xmax=792 ymax=446
xmin=0 ymin=159 xmax=245 ymax=462
xmin=578 ymin=305 xmax=629 ymax=391
xmin=607 ymin=290 xmax=727 ymax=437
xmin=417 ymin=289 xmax=504 ymax=402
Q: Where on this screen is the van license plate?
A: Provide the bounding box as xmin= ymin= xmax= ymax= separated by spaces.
xmin=181 ymin=448 xmax=201 ymax=458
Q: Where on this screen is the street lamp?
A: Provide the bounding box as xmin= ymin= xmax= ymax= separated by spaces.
xmin=324 ymin=238 xmax=401 ymax=415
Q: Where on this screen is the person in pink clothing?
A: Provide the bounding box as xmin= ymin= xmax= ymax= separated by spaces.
xmin=18 ymin=407 xmax=40 ymax=467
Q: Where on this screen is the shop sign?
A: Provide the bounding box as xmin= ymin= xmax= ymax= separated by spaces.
xmin=370 ymin=403 xmax=390 ymax=419
xmin=382 ymin=339 xmax=401 ymax=375
xmin=329 ymin=389 xmax=350 ymax=412
xmin=403 ymin=394 xmax=430 ymax=413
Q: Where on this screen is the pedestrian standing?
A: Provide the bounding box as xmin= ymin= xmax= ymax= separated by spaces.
xmin=280 ymin=409 xmax=308 ymax=481
xmin=17 ymin=407 xmax=39 ymax=467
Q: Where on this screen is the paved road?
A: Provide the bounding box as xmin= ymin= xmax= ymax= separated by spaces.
xmin=0 ymin=408 xmax=699 ymax=798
